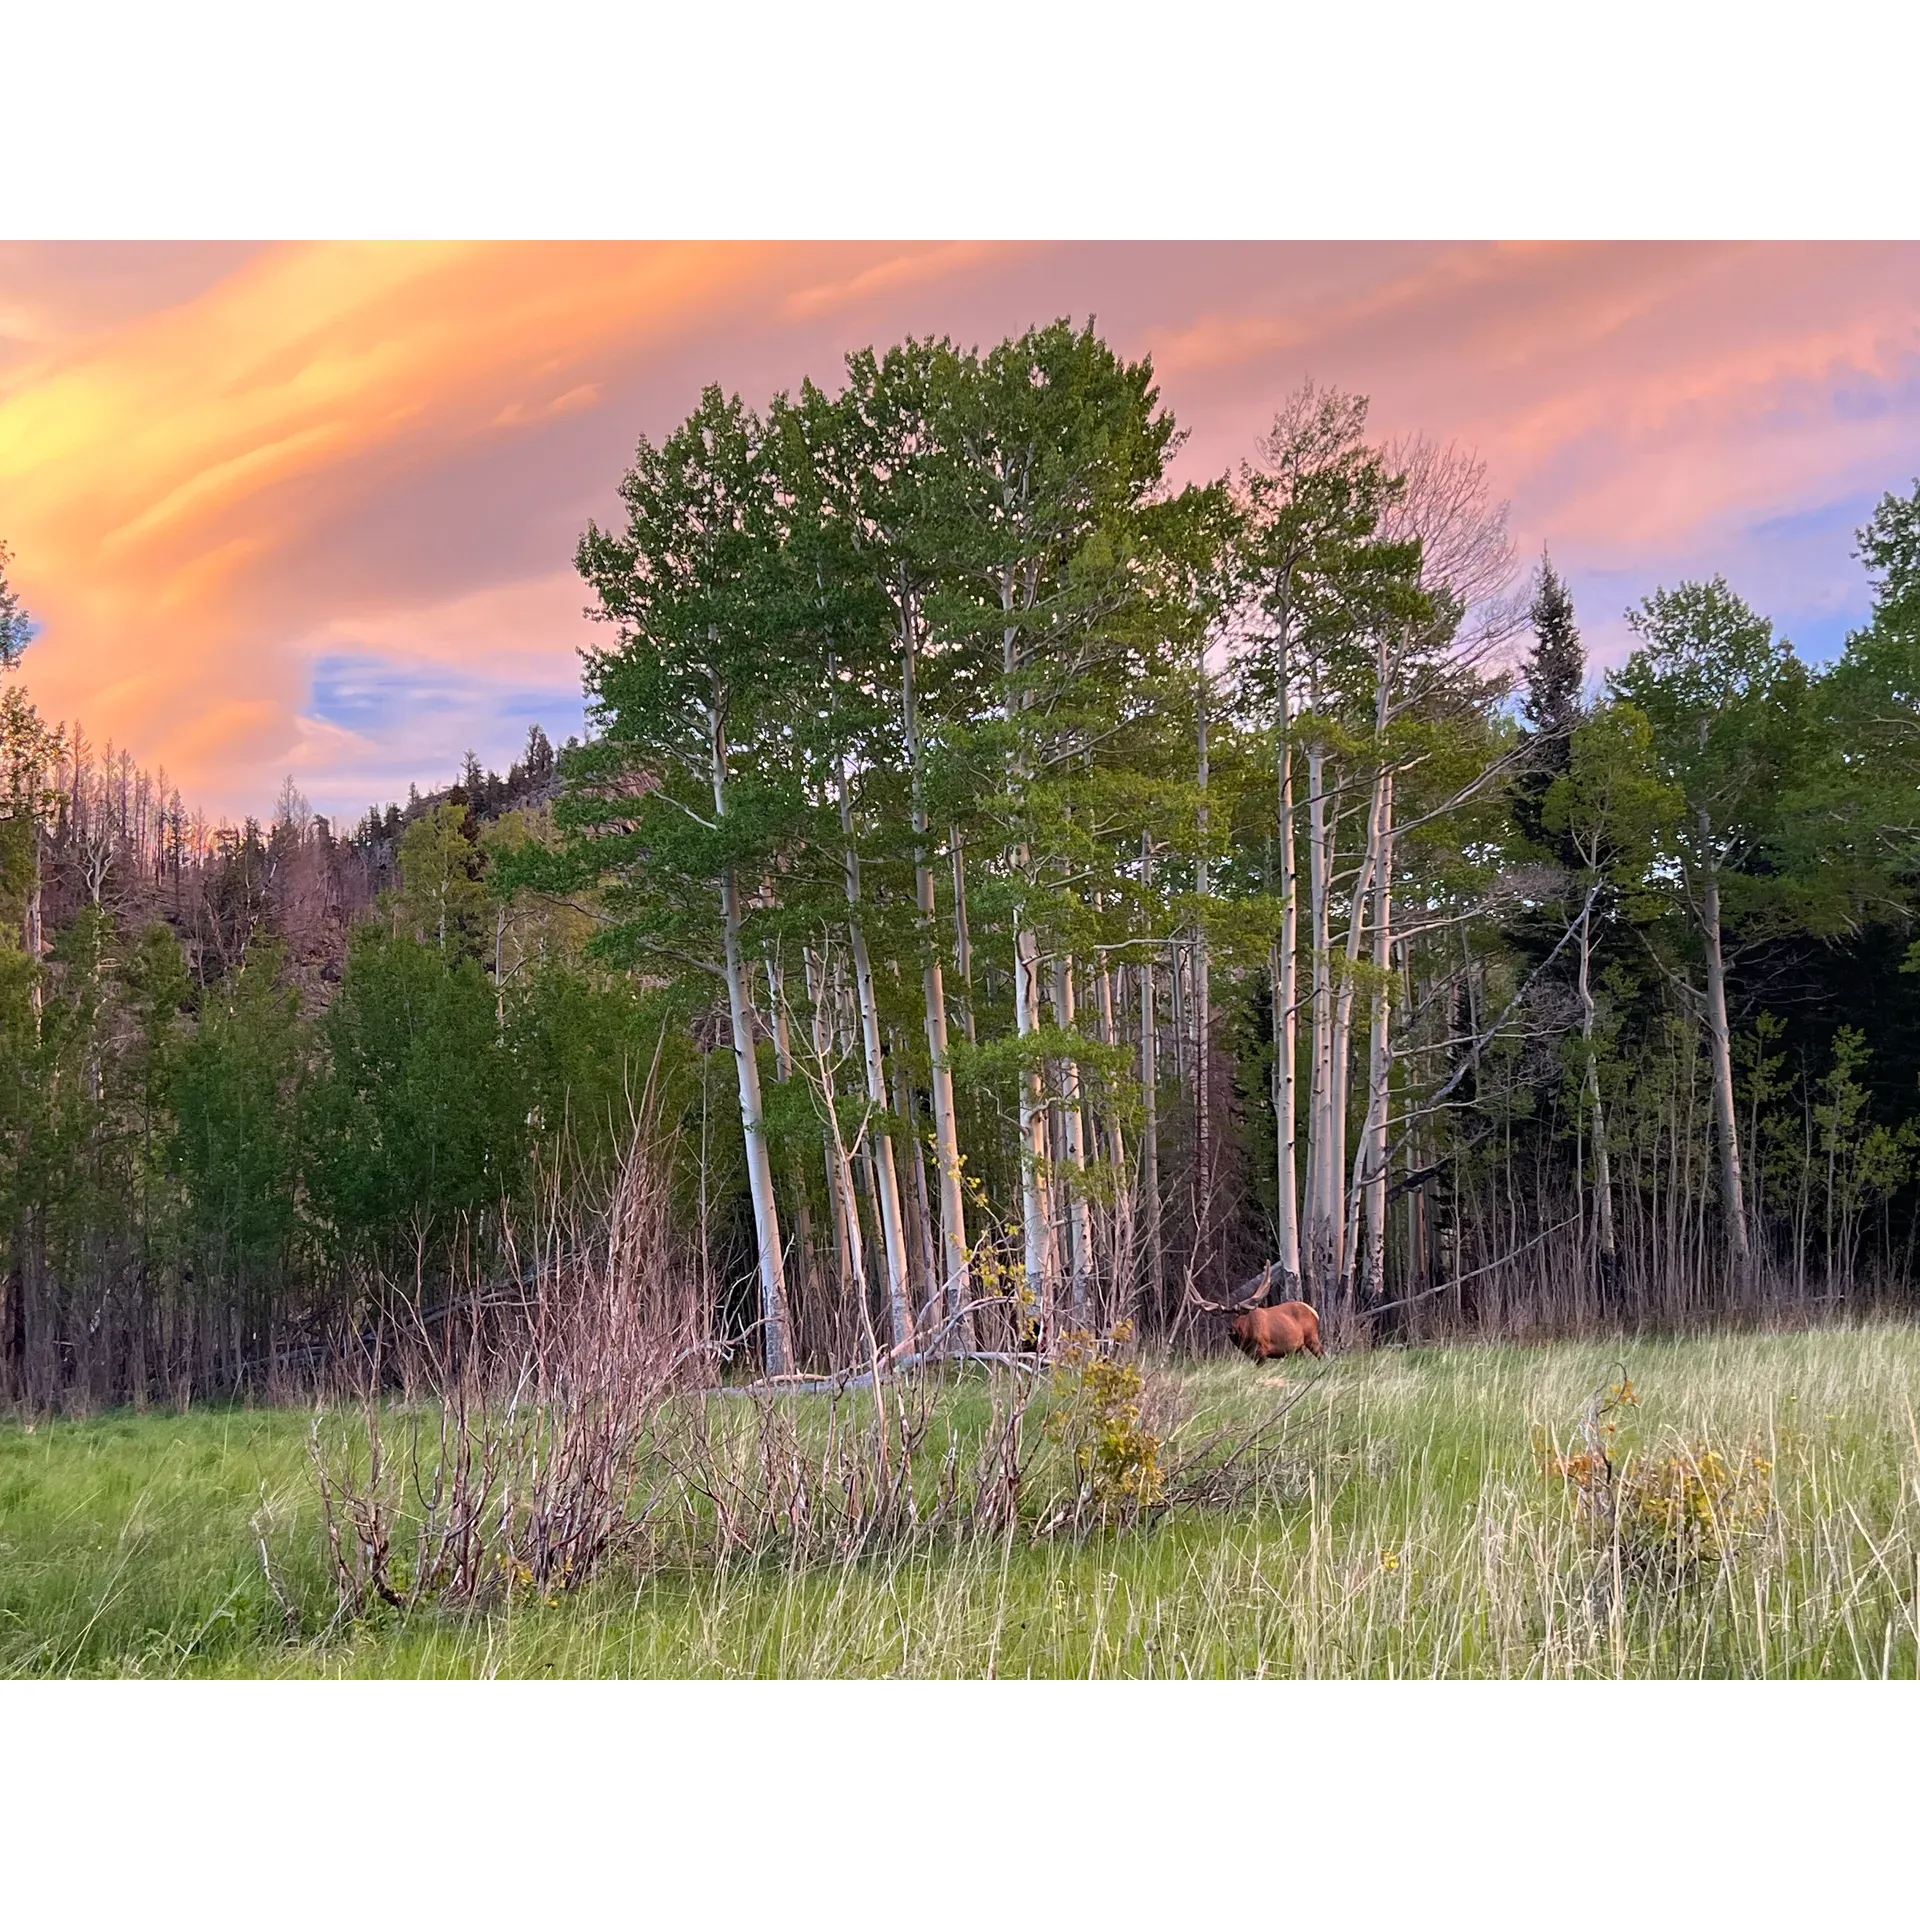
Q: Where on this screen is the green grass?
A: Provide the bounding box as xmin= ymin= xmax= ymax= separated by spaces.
xmin=2 ymin=1326 xmax=1916 ymax=1677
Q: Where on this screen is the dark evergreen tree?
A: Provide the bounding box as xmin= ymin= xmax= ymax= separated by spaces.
xmin=521 ymin=723 xmax=556 ymax=787
xmin=1513 ymin=551 xmax=1586 ymax=851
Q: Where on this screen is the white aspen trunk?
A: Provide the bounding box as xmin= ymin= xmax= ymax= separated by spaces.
xmin=1138 ymin=835 xmax=1164 ymax=1319
xmin=1331 ymin=779 xmax=1382 ymax=1305
xmin=1340 ymin=1116 xmax=1367 ymax=1309
xmin=846 ymin=914 xmax=913 ymax=1352
xmin=892 ymin=1050 xmax=938 ymax=1311
xmin=1014 ymin=912 xmax=1053 ymax=1333
xmin=1359 ymin=769 xmax=1395 ymax=1305
xmin=831 ymin=1065 xmax=879 ymax=1370
xmin=951 ymin=832 xmax=976 ymax=1044
xmin=1274 ymin=734 xmax=1301 ymax=1284
xmin=720 ymin=868 xmax=789 ymax=1373
xmin=1400 ymin=940 xmax=1426 ymax=1298
xmin=1003 ymin=568 xmax=1055 ymax=1335
xmin=834 ymin=712 xmax=914 ymax=1355
xmin=1051 ymin=956 xmax=1093 ymax=1321
xmin=768 ymin=955 xmax=817 ymax=1327
xmin=1576 ymin=901 xmax=1616 ymax=1268
xmin=1346 ymin=637 xmax=1397 ymax=1307
xmin=1169 ymin=938 xmax=1187 ymax=1101
xmin=916 ymin=988 xmax=961 ymax=1326
xmin=1194 ymin=681 xmax=1213 ymax=1271
xmin=26 ymin=829 xmax=44 ymax=1028
xmin=494 ymin=904 xmax=507 ymax=1027
xmin=807 ymin=948 xmax=858 ymax=1308
xmin=1699 ymin=859 xmax=1751 ymax=1271
xmin=708 ymin=682 xmax=790 ymax=1374
xmin=1097 ymin=961 xmax=1132 ymax=1310
xmin=1303 ymin=745 xmax=1338 ymax=1301
xmin=766 ymin=955 xmax=795 ymax=1079
xmin=900 ymin=594 xmax=971 ymax=1337
xmin=823 ymin=1105 xmax=853 ymax=1304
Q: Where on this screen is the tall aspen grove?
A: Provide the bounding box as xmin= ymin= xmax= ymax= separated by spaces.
xmin=7 ymin=322 xmax=1920 ymax=1400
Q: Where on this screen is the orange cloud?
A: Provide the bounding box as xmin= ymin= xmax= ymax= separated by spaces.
xmin=0 ymin=242 xmax=809 ymax=807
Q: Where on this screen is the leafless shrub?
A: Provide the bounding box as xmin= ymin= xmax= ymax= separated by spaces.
xmin=312 ymin=1125 xmax=713 ymax=1619
xmin=663 ymin=1362 xmax=1042 ymax=1565
xmin=1155 ymin=1374 xmax=1326 ymax=1515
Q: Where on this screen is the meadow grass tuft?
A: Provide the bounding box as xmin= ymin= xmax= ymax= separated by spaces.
xmin=2 ymin=1326 xmax=1915 ymax=1677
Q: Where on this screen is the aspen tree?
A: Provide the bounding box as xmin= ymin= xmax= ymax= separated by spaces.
xmin=1612 ymin=580 xmax=1814 ymax=1278
xmin=569 ymin=388 xmax=799 ymax=1371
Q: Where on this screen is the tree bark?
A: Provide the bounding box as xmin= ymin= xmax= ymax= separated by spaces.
xmin=1358 ymin=768 xmax=1394 ymax=1305
xmin=494 ymin=905 xmax=507 ymax=1027
xmin=1002 ymin=568 xmax=1055 ymax=1337
xmin=768 ymin=955 xmax=818 ymax=1333
xmin=1096 ymin=961 xmax=1133 ymax=1310
xmin=1699 ymin=860 xmax=1752 ymax=1271
xmin=900 ymin=595 xmax=971 ymax=1339
xmin=1013 ymin=913 xmax=1054 ymax=1335
xmin=1575 ymin=897 xmax=1616 ymax=1273
xmin=1051 ymin=956 xmax=1094 ymax=1321
xmin=834 ymin=702 xmax=914 ymax=1354
xmin=806 ymin=948 xmax=857 ymax=1311
xmin=26 ymin=827 xmax=44 ymax=1029
xmin=1332 ymin=772 xmax=1383 ymax=1307
xmin=720 ymin=869 xmax=790 ymax=1373
xmin=1138 ymin=835 xmax=1164 ymax=1322
xmin=709 ymin=684 xmax=791 ymax=1374
xmin=1193 ymin=677 xmax=1213 ymax=1272
xmin=892 ymin=1050 xmax=938 ymax=1312
xmin=846 ymin=915 xmax=913 ymax=1352
xmin=1303 ymin=744 xmax=1340 ymax=1302
xmin=950 ymin=831 xmax=976 ymax=1044
xmin=1273 ymin=734 xmax=1301 ymax=1285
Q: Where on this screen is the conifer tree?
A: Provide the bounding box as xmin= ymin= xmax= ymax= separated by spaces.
xmin=1513 ymin=552 xmax=1585 ymax=849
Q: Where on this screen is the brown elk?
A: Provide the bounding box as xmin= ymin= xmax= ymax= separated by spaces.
xmin=1188 ymin=1267 xmax=1325 ymax=1364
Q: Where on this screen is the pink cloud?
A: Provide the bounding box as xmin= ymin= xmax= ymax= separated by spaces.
xmin=1 ymin=241 xmax=1916 ymax=819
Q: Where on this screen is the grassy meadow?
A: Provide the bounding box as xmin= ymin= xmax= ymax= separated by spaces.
xmin=1 ymin=1325 xmax=1916 ymax=1679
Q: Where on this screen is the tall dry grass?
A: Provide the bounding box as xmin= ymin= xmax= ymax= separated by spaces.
xmin=2 ymin=1325 xmax=1915 ymax=1677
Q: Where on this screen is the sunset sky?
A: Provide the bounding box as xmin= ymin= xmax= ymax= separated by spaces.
xmin=3 ymin=240 xmax=1918 ymax=824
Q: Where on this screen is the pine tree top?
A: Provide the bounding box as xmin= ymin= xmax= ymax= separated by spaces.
xmin=1522 ymin=552 xmax=1585 ymax=738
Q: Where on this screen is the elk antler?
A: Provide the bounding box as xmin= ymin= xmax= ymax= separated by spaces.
xmin=1184 ymin=1264 xmax=1279 ymax=1317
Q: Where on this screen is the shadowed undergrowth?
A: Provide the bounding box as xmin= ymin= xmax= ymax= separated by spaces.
xmin=1 ymin=1326 xmax=1916 ymax=1678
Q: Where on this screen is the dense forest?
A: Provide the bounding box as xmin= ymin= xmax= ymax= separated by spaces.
xmin=6 ymin=320 xmax=1920 ymax=1408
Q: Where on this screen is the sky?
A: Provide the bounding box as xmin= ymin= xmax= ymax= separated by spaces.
xmin=2 ymin=240 xmax=1918 ymax=826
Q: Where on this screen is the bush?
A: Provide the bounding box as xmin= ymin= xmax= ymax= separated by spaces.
xmin=1043 ymin=1323 xmax=1167 ymax=1521
xmin=303 ymin=925 xmax=527 ymax=1274
xmin=1542 ymin=1370 xmax=1774 ymax=1586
